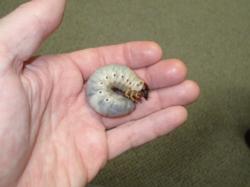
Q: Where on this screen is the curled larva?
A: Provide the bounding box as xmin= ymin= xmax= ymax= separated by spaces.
xmin=86 ymin=64 xmax=149 ymax=117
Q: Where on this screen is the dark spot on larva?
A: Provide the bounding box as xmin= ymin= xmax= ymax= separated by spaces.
xmin=105 ymin=98 xmax=110 ymax=102
xmin=100 ymin=82 xmax=103 ymax=85
xmin=126 ymin=79 xmax=129 ymax=82
xmin=121 ymin=75 xmax=124 ymax=79
xmin=113 ymin=73 xmax=116 ymax=77
xmin=98 ymin=90 xmax=102 ymax=94
xmin=105 ymin=76 xmax=108 ymax=79
xmin=129 ymin=82 xmax=132 ymax=85
xmin=112 ymin=87 xmax=123 ymax=96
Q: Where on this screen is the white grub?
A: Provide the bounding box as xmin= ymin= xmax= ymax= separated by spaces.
xmin=86 ymin=64 xmax=146 ymax=117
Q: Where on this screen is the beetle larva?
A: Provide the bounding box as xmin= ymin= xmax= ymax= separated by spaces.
xmin=86 ymin=64 xmax=149 ymax=117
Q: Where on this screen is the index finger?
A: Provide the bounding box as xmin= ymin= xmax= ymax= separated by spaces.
xmin=68 ymin=41 xmax=163 ymax=79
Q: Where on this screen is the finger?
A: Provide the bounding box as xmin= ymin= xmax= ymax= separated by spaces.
xmin=135 ymin=59 xmax=187 ymax=89
xmin=69 ymin=41 xmax=162 ymax=79
xmin=0 ymin=0 xmax=66 ymax=64
xmin=102 ymin=80 xmax=199 ymax=129
xmin=107 ymin=106 xmax=187 ymax=159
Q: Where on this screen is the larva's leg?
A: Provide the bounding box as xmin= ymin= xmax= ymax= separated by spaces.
xmin=129 ymin=90 xmax=140 ymax=103
xmin=134 ymin=92 xmax=143 ymax=103
xmin=126 ymin=90 xmax=134 ymax=102
xmin=124 ymin=89 xmax=131 ymax=99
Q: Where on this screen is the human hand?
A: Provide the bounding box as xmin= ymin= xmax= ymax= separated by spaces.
xmin=0 ymin=0 xmax=200 ymax=187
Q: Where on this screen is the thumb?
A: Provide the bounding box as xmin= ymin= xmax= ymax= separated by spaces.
xmin=0 ymin=0 xmax=66 ymax=71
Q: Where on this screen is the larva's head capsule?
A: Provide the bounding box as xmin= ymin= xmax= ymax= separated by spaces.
xmin=141 ymin=83 xmax=149 ymax=100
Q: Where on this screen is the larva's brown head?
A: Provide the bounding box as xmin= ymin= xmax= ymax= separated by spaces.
xmin=141 ymin=82 xmax=149 ymax=100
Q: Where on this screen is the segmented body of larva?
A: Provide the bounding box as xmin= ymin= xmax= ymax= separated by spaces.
xmin=86 ymin=64 xmax=149 ymax=117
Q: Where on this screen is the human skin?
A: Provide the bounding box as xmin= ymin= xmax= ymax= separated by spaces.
xmin=0 ymin=0 xmax=200 ymax=187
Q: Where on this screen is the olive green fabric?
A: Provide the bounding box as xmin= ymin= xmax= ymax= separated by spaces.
xmin=1 ymin=1 xmax=250 ymax=187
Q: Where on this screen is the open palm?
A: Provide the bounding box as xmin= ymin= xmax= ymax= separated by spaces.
xmin=0 ymin=1 xmax=199 ymax=187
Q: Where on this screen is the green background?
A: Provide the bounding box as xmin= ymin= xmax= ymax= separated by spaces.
xmin=1 ymin=0 xmax=250 ymax=186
